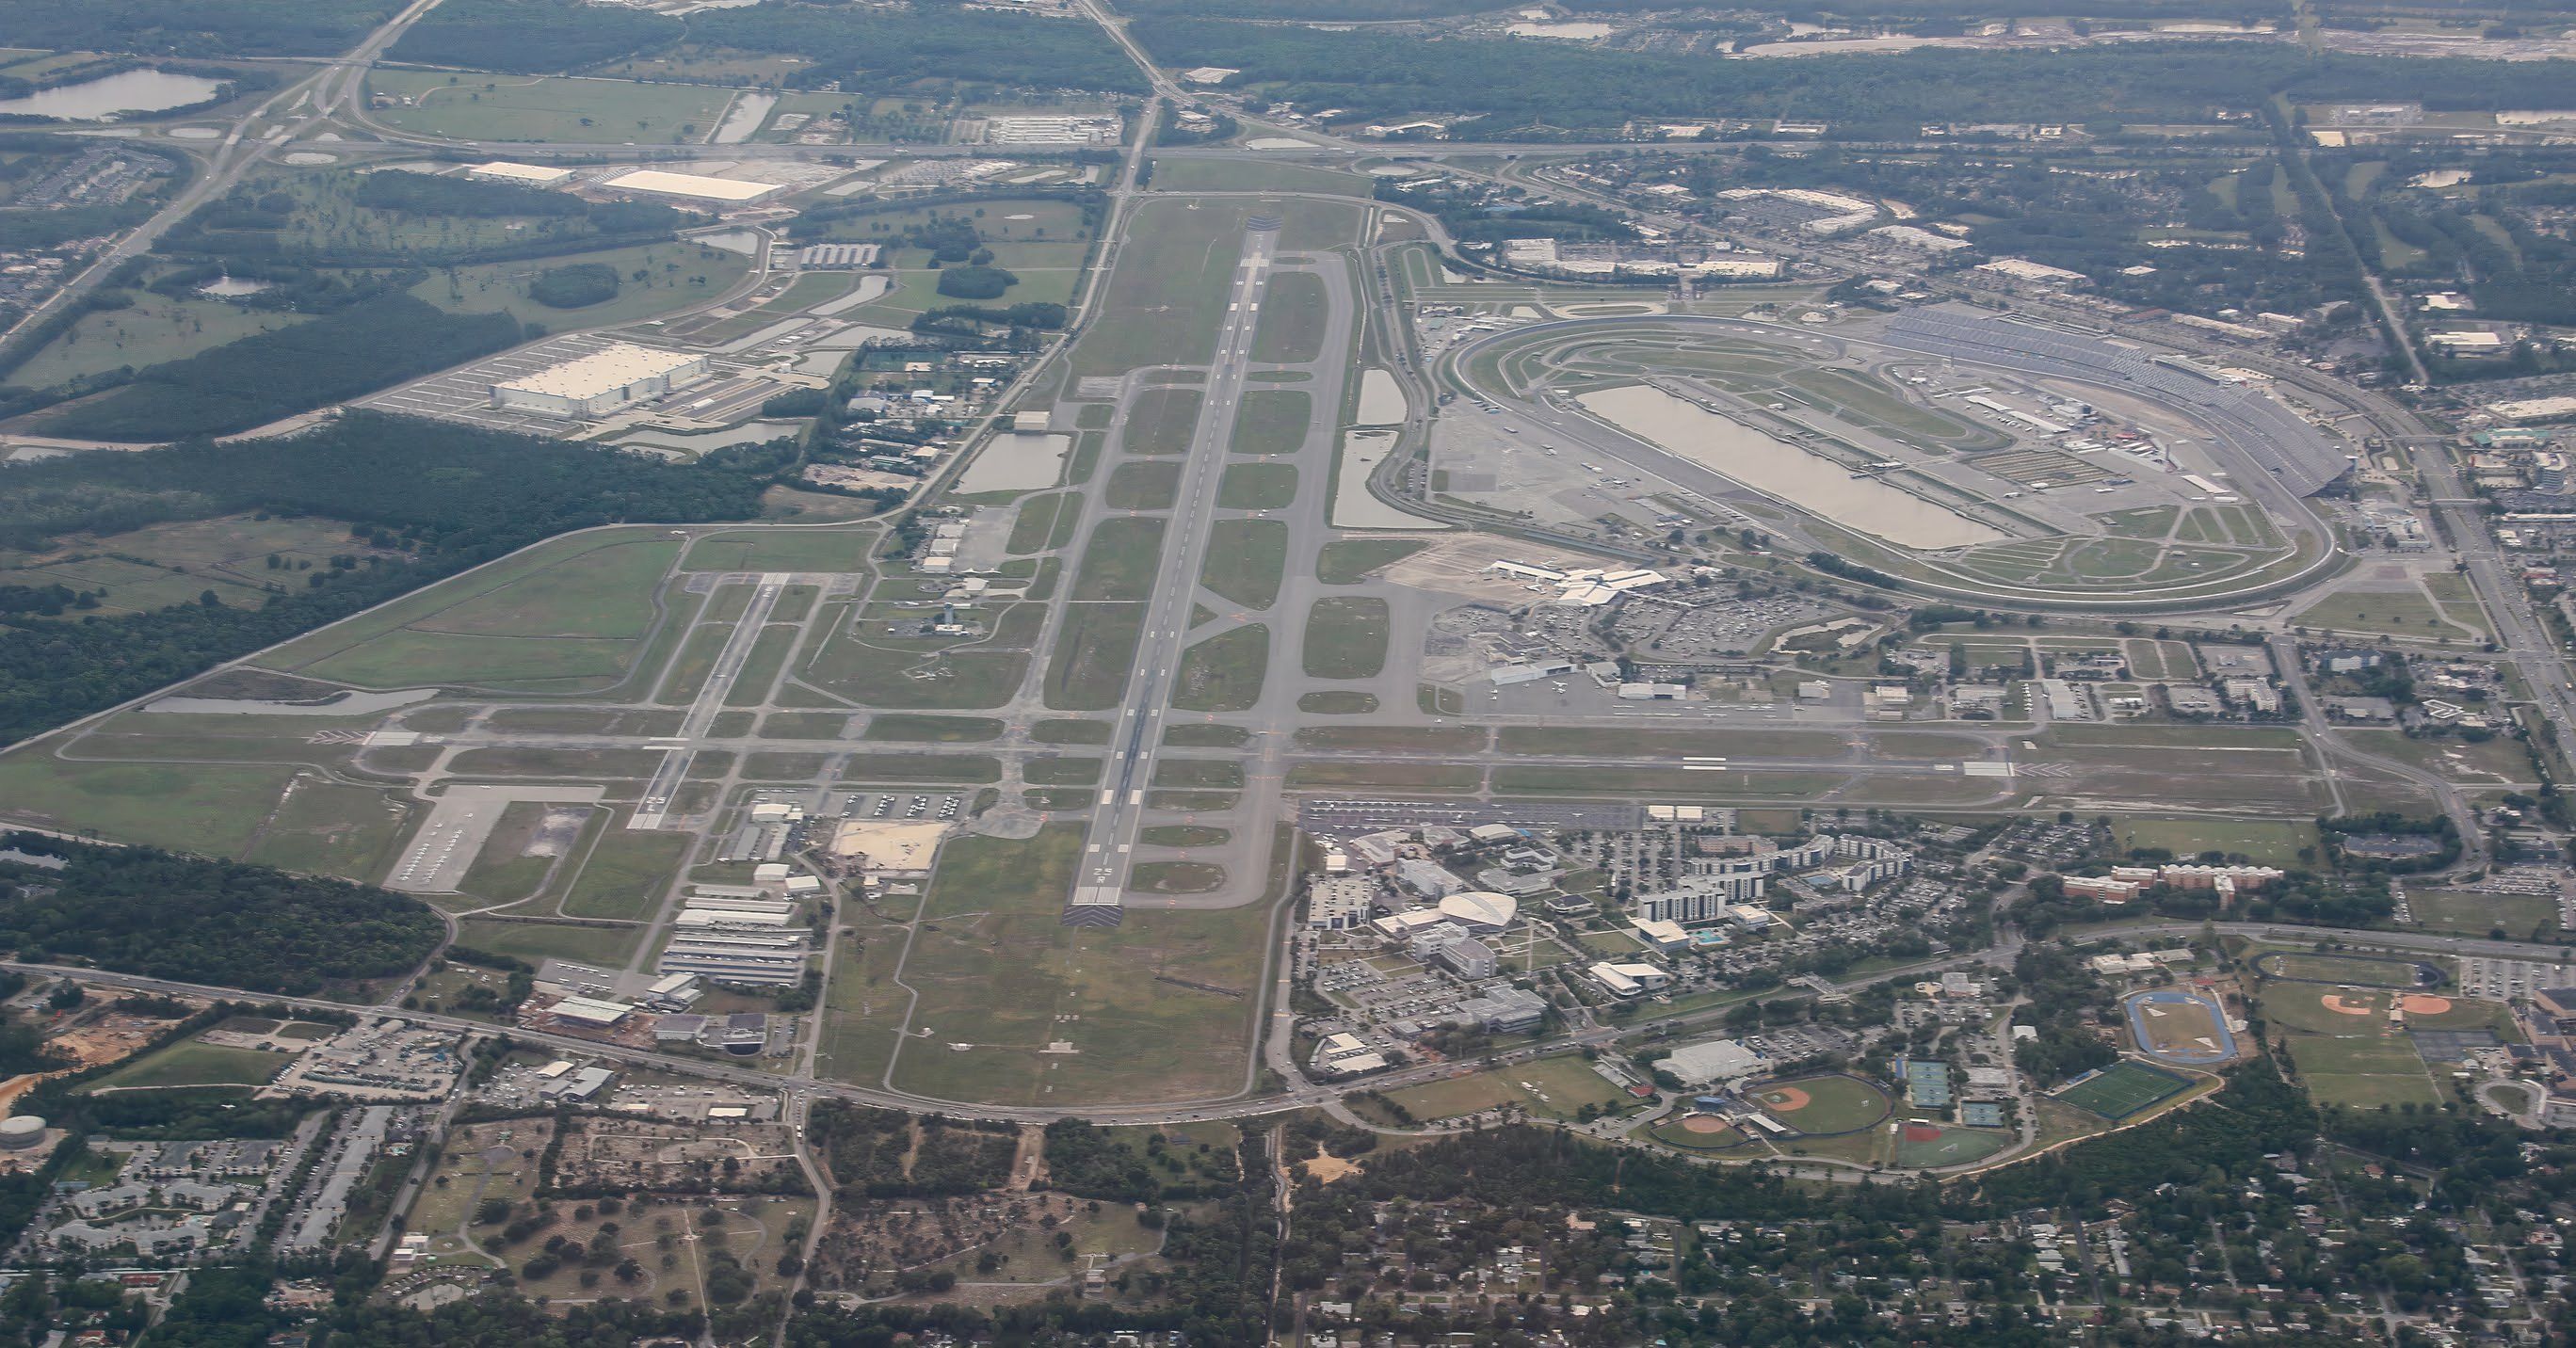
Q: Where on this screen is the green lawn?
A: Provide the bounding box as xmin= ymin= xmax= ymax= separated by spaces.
xmin=2117 ymin=816 xmax=2318 ymax=865
xmin=862 ymin=714 xmax=1005 ymax=743
xmin=1378 ymin=1055 xmax=1633 ymax=1123
xmin=265 ymin=531 xmax=679 ymax=691
xmin=1250 ymin=271 xmax=1329 ymax=365
xmin=884 ymin=823 xmax=1277 ymax=1104
xmin=0 ymin=754 xmax=298 ymax=857
xmin=1073 ymin=518 xmax=1166 ymax=602
xmin=1045 ymin=602 xmax=1146 ymax=710
xmin=681 ymin=525 xmax=877 ymax=573
xmin=416 ymin=239 xmax=754 ymax=329
xmin=1072 ymin=198 xmax=1252 ymax=377
xmin=1217 ymin=462 xmax=1298 ymax=511
xmin=1302 ymin=597 xmax=1389 ymax=679
xmin=1120 ymin=387 xmax=1202 ymax=456
xmin=86 ymin=1040 xmax=286 ymax=1092
xmin=364 ymin=70 xmax=731 ymax=143
xmin=1172 ymin=625 xmax=1268 ymax=713
xmin=1200 ymin=520 xmax=1286 ymax=611
xmin=4 ymin=292 xmax=311 ymax=391
xmin=1105 ymin=460 xmax=1181 ymax=511
xmin=560 ymin=829 xmax=688 ymax=921
xmin=1317 ymin=538 xmax=1425 ymax=584
xmin=1228 ymin=390 xmax=1312 ymax=456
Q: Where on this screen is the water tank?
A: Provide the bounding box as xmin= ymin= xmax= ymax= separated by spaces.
xmin=0 ymin=1116 xmax=46 ymax=1149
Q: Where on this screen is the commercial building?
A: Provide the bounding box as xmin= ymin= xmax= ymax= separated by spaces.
xmin=1306 ymin=875 xmax=1375 ymax=931
xmin=491 ymin=345 xmax=708 ymax=418
xmin=540 ymin=1067 xmax=615 ymax=1101
xmin=468 ymin=161 xmax=575 ymax=186
xmin=1653 ymin=1037 xmax=1764 ymax=1088
xmin=1452 ymin=986 xmax=1548 ymax=1034
xmin=1435 ymin=891 xmax=1517 ymax=933
xmin=1588 ymin=961 xmax=1672 ymax=999
xmin=1432 ymin=936 xmax=1498 ymax=980
xmin=599 ymin=168 xmax=787 ymax=204
xmin=656 ymin=930 xmax=810 ymax=987
xmin=546 ymin=996 xmax=634 ymax=1027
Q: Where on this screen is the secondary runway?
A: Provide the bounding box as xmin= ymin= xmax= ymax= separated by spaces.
xmin=1066 ymin=219 xmax=1281 ymax=923
xmin=633 ymin=570 xmax=789 ymax=830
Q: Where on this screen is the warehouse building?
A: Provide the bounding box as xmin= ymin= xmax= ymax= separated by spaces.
xmin=491 ymin=345 xmax=708 ymax=417
xmin=468 ymin=160 xmax=574 ymax=186
xmin=600 ymin=168 xmax=787 ymax=204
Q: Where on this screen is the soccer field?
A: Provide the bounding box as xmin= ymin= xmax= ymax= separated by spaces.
xmin=2053 ymin=1061 xmax=2190 ymax=1120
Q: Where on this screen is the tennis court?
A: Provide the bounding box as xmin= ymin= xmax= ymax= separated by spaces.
xmin=2053 ymin=1060 xmax=2190 ymax=1120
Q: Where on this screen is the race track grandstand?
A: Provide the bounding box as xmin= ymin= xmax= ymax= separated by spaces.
xmin=1879 ymin=307 xmax=2351 ymax=496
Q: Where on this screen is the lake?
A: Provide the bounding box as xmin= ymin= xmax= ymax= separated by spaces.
xmin=0 ymin=69 xmax=226 ymax=120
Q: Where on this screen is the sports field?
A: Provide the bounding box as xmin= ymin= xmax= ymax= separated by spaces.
xmin=1747 ymin=1074 xmax=1891 ymax=1135
xmin=2125 ymin=988 xmax=2236 ymax=1067
xmin=2255 ymin=952 xmax=2441 ymax=988
xmin=1893 ymin=1123 xmax=2012 ymax=1167
xmin=1646 ymin=1113 xmax=1751 ymax=1151
xmin=2053 ymin=1060 xmax=2189 ymax=1120
xmin=1377 ymin=1054 xmax=1634 ymax=1123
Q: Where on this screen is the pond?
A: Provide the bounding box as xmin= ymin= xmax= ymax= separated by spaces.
xmin=0 ymin=69 xmax=226 ymax=120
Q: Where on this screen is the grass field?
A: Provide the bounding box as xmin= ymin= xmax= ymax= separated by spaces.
xmin=265 ymin=531 xmax=680 ymax=690
xmin=681 ymin=525 xmax=877 ymax=573
xmin=412 ymin=239 xmax=754 ymax=329
xmin=1250 ymin=271 xmax=1329 ymax=365
xmin=1172 ymin=625 xmax=1268 ymax=713
xmin=1377 ymin=1055 xmax=1634 ymax=1123
xmin=560 ymin=829 xmax=688 ymax=921
xmin=1893 ymin=1124 xmax=2012 ymax=1167
xmin=1297 ymin=691 xmax=1377 ymax=714
xmin=2287 ymin=1033 xmax=2439 ymax=1108
xmin=1317 ymin=538 xmax=1425 ymax=584
xmin=451 ymin=917 xmax=641 ymax=968
xmin=882 ymin=823 xmax=1276 ymax=1104
xmin=1072 ymin=198 xmax=1251 ymax=377
xmin=4 ymin=293 xmax=311 ymax=391
xmin=0 ymin=753 xmax=299 ymax=857
xmin=2053 ymin=1060 xmax=2189 ymax=1119
xmin=0 ymin=513 xmax=402 ymax=619
xmin=2260 ymin=952 xmax=2436 ymax=987
xmin=2295 ymin=586 xmax=2478 ymax=641
xmin=244 ymin=778 xmax=408 ymax=881
xmin=1201 ymin=520 xmax=1286 ymax=611
xmin=2117 ymin=816 xmax=2317 ymax=865
xmin=364 ymin=70 xmax=730 ymax=143
xmin=1120 ymin=387 xmax=1202 ymax=456
xmin=1646 ymin=1114 xmax=1751 ymax=1151
xmin=863 ymin=714 xmax=1004 ymax=743
xmin=1045 ymin=602 xmax=1147 ymax=711
xmin=1073 ymin=518 xmax=1166 ymax=602
xmin=2406 ymin=888 xmax=2557 ymax=939
xmin=1302 ymin=597 xmax=1388 ymax=680
xmin=85 ymin=1040 xmax=286 ymax=1092
xmin=1748 ymin=1074 xmax=1890 ymax=1134
xmin=1104 ymin=459 xmax=1181 ymax=512
xmin=1228 ymin=390 xmax=1311 ymax=457
xmin=1218 ymin=462 xmax=1298 ymax=511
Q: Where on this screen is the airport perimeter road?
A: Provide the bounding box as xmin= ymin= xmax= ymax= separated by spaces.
xmin=633 ymin=570 xmax=789 ymax=830
xmin=1066 ymin=219 xmax=1283 ymax=922
xmin=24 ymin=916 xmax=2514 ymax=1127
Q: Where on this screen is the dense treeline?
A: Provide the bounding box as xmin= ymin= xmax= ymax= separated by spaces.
xmin=1132 ymin=24 xmax=2576 ymax=136
xmin=383 ymin=0 xmax=687 ymax=73
xmin=391 ymin=0 xmax=1148 ymax=90
xmin=161 ymin=173 xmax=683 ymax=268
xmin=41 ymin=296 xmax=520 ymax=441
xmin=0 ymin=833 xmax=444 ymax=995
xmin=139 ymin=1268 xmax=705 ymax=1348
xmin=0 ymin=0 xmax=398 ymax=57
xmin=0 ymin=412 xmax=770 ymax=740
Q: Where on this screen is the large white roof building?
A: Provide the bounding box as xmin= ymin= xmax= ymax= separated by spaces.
xmin=491 ymin=345 xmax=708 ymax=418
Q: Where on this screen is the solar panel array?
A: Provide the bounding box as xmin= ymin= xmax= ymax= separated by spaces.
xmin=1880 ymin=308 xmax=2350 ymax=495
